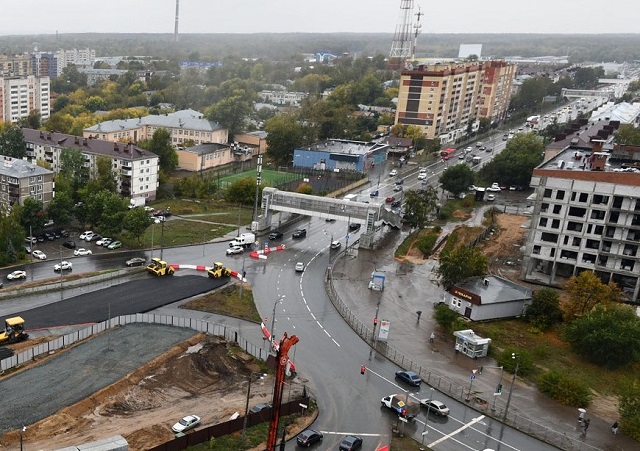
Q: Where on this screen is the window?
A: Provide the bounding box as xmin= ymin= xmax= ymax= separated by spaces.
xmin=551 ymin=219 xmax=560 ymax=229
xmin=591 ymin=210 xmax=605 ymax=220
xmin=533 ymin=245 xmax=541 ymax=254
xmin=556 ymin=190 xmax=565 ymax=200
xmin=579 ymin=193 xmax=588 ymax=203
xmin=553 ymin=205 xmax=562 ymax=214
xmin=539 ymin=218 xmax=548 ymax=227
xmin=572 ymin=237 xmax=581 ymax=246
xmin=451 ymin=298 xmax=461 ymax=308
xmin=540 ymin=232 xmax=558 ymax=243
xmin=568 ymin=206 xmax=586 ymax=218
xmin=543 ymin=189 xmax=552 ymax=198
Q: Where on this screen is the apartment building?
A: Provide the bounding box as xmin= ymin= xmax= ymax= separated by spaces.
xmin=0 ymin=156 xmax=54 ymax=210
xmin=54 ymin=48 xmax=96 ymax=73
xmin=0 ymin=53 xmax=32 ymax=77
xmin=521 ymin=119 xmax=640 ymax=303
xmin=0 ymin=75 xmax=51 ymax=123
xmin=83 ymin=110 xmax=227 ymax=148
xmin=22 ymin=129 xmax=160 ymax=202
xmin=395 ymin=61 xmax=516 ymax=143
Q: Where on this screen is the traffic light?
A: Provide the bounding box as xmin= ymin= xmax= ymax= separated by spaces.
xmin=360 ymin=365 xmax=366 ymax=375
xmin=497 ymin=384 xmax=503 ymax=394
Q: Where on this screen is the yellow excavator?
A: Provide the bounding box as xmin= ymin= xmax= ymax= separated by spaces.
xmin=146 ymin=258 xmax=175 ymax=276
xmin=0 ymin=317 xmax=28 ymax=344
xmin=207 ymin=262 xmax=231 ymax=279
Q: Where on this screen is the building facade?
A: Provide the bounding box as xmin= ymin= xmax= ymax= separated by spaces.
xmin=0 ymin=53 xmax=32 ymax=77
xmin=292 ymin=139 xmax=390 ymax=173
xmin=0 ymin=75 xmax=51 ymax=123
xmin=22 ymin=129 xmax=159 ymax=202
xmin=0 ymin=156 xmax=54 ymax=210
xmin=521 ymin=120 xmax=640 ymax=303
xmin=83 ymin=110 xmax=227 ymax=148
xmin=395 ymin=61 xmax=516 ymax=143
xmin=176 ymin=143 xmax=236 ymax=172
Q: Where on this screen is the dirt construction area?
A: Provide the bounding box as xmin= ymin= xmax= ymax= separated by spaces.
xmin=0 ymin=325 xmax=306 ymax=451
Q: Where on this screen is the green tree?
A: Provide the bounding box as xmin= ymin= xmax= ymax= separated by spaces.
xmin=478 ymin=134 xmax=544 ymax=188
xmin=615 ymin=124 xmax=640 ymax=146
xmin=525 ymin=288 xmax=563 ymax=331
xmin=538 ymin=369 xmax=592 ymax=407
xmin=123 ymin=206 xmax=154 ymax=243
xmin=496 ymin=347 xmax=535 ymax=377
xmin=139 ymin=128 xmax=178 ymax=173
xmin=225 ymin=178 xmax=260 ymax=205
xmin=60 ymin=148 xmax=89 ymax=192
xmin=0 ymin=125 xmax=26 ymax=158
xmin=563 ymin=271 xmax=624 ymax=320
xmin=265 ymin=113 xmax=310 ymax=167
xmin=439 ymin=164 xmax=475 ymax=197
xmin=565 ymin=303 xmax=640 ymax=369
xmin=0 ymin=207 xmax=25 ymax=265
xmin=86 ymin=156 xmax=118 ymax=194
xmin=619 ymin=378 xmax=640 ymax=440
xmin=435 ymin=245 xmax=488 ymax=290
xmin=46 ymin=190 xmax=74 ymax=227
xmin=433 ymin=303 xmax=464 ymax=334
xmin=402 ymin=187 xmax=438 ymax=229
xmin=204 ymin=78 xmax=257 ymax=139
xmin=477 ymin=117 xmax=492 ymax=134
xmin=15 ymin=197 xmax=46 ymax=233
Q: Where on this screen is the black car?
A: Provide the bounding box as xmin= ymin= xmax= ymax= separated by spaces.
xmin=126 ymin=257 xmax=147 ymax=267
xmin=296 ymin=429 xmax=323 ymax=447
xmin=395 ymin=370 xmax=422 ymax=387
xmin=44 ymin=232 xmax=55 ymax=241
xmin=292 ymin=229 xmax=307 ymax=238
xmin=62 ymin=240 xmax=76 ymax=249
xmin=391 ymin=200 xmax=402 ymax=208
xmin=268 ymin=230 xmax=283 ymax=240
xmin=56 ymin=229 xmax=70 ymax=238
xmin=395 ymin=178 xmax=404 ymax=185
xmin=88 ymin=234 xmax=102 ymax=242
xmin=349 ymin=223 xmax=361 ymax=231
xmin=338 ymin=435 xmax=363 ymax=451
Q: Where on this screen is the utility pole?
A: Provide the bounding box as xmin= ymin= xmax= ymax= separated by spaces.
xmin=503 ymin=354 xmax=520 ymax=421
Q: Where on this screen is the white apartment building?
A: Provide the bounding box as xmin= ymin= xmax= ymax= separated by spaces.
xmin=0 ymin=75 xmax=50 ymax=123
xmin=22 ymin=129 xmax=159 ymax=202
xmin=521 ymin=120 xmax=640 ymax=303
xmin=54 ymin=48 xmax=96 ymax=74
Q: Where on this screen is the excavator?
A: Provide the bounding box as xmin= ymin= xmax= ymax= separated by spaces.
xmin=0 ymin=317 xmax=29 ymax=344
xmin=207 ymin=262 xmax=231 ymax=279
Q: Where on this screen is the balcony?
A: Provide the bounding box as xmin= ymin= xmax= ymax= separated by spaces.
xmin=121 ymin=168 xmax=132 ymax=177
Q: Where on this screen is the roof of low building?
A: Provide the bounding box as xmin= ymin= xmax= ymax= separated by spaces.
xmin=0 ymin=156 xmax=53 ymax=177
xmin=455 ymin=275 xmax=532 ymax=305
xmin=296 ymin=139 xmax=389 ymax=156
xmin=84 ymin=110 xmax=222 ymax=134
xmin=178 ymin=143 xmax=229 ymax=156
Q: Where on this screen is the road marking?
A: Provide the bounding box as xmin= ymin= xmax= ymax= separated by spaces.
xmin=319 ymin=431 xmax=383 ymax=437
xmin=428 ymin=415 xmax=485 ymax=448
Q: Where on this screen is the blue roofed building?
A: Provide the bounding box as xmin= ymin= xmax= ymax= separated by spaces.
xmin=292 ymin=139 xmax=389 ymax=173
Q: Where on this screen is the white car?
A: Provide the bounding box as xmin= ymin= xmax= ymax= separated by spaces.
xmin=226 ymin=245 xmax=244 ymax=255
xmin=32 ymin=250 xmax=47 ymax=260
xmin=54 ymin=261 xmax=73 ymax=271
xmin=487 ymin=194 xmax=496 ymax=201
xmin=96 ymin=237 xmax=111 ymax=246
xmin=295 ymin=262 xmax=305 ymax=272
xmin=7 ymin=270 xmax=27 ymax=280
xmin=330 ymin=240 xmax=342 ymax=250
xmin=486 ymin=183 xmax=501 ymax=192
xmin=74 ymin=248 xmax=93 ymax=256
xmin=389 ymin=169 xmax=398 ymax=177
xmin=79 ymin=231 xmax=93 ymax=240
xmin=420 ymin=399 xmax=450 ymax=416
xmin=172 ymin=415 xmax=201 ymax=433
xmin=83 ymin=232 xmax=95 ymax=241
xmin=417 ymin=173 xmax=427 ymax=180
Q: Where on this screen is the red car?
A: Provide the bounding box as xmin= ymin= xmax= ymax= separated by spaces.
xmin=385 ymin=195 xmax=395 ymax=203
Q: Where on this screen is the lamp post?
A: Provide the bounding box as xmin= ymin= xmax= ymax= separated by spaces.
xmin=270 ymin=296 xmax=285 ymax=352
xmin=503 ymin=353 xmax=520 ymax=421
xmin=323 ymin=229 xmax=333 ymax=258
xmin=150 ymin=221 xmax=155 ymax=259
xmin=242 ymin=372 xmax=267 ymax=441
xmin=492 ymin=365 xmax=504 ymax=411
xmin=20 ymin=425 xmax=25 ymax=451
xmin=422 ymin=387 xmax=435 ymax=446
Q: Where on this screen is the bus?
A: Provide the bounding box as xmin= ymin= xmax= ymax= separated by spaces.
xmin=440 ymin=148 xmax=455 ymax=160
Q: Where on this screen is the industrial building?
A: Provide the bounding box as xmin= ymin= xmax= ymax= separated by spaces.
xmin=292 ymin=139 xmax=390 ymax=173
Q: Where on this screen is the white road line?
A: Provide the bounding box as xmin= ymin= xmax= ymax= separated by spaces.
xmin=319 ymin=431 xmax=383 ymax=437
xmin=332 ymin=338 xmax=340 ymax=347
xmin=428 ymin=415 xmax=486 ymax=448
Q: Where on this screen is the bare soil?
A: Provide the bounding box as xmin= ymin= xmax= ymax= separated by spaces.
xmin=1 ymin=334 xmax=308 ymax=451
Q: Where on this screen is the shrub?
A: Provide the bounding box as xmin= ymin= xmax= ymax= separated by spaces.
xmin=496 ymin=347 xmax=535 ymax=378
xmin=538 ymin=369 xmax=592 ymax=407
xmin=526 ymin=288 xmax=562 ymax=331
xmin=416 ymin=233 xmax=438 ymax=256
xmin=433 ymin=303 xmax=463 ymax=334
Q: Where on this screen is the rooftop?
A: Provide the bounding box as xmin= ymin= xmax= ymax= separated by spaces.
xmin=297 ymin=139 xmax=389 ymax=156
xmin=455 ymin=276 xmax=531 ymax=305
xmin=0 ymin=156 xmax=53 ymax=177
xmin=84 ymin=110 xmax=222 ymax=134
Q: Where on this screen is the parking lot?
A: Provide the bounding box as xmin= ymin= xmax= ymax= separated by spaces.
xmin=25 ymin=229 xmax=121 ymax=261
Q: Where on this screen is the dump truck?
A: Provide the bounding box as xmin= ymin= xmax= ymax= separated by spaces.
xmin=208 ymin=262 xmax=231 ymax=279
xmin=0 ymin=317 xmax=29 ymax=344
xmin=146 ymin=257 xmax=175 ymax=276
xmin=381 ymin=394 xmax=421 ymax=420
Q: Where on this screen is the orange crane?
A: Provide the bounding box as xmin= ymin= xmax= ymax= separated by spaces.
xmin=266 ymin=332 xmax=299 ymax=451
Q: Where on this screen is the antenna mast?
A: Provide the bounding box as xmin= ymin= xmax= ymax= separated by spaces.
xmin=389 ymin=0 xmax=415 ymax=60
xmin=174 ymin=0 xmax=180 ymax=43
xmin=412 ymin=6 xmax=423 ymax=61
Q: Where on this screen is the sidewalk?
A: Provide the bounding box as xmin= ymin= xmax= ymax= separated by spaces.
xmin=329 ymin=214 xmax=635 ymax=451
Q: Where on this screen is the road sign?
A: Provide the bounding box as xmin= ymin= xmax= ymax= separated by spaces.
xmin=471 ymin=375 xmax=476 ymax=380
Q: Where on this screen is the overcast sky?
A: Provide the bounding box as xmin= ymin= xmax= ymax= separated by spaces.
xmin=0 ymin=0 xmax=636 ymax=35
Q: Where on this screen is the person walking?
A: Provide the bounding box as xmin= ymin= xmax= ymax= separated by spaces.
xmin=611 ymin=421 xmax=619 ymax=435
xmin=582 ymin=418 xmax=590 ymax=435
xmin=430 ymin=332 xmax=435 ymax=343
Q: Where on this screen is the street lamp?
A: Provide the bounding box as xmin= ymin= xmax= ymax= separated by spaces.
xmin=270 ymin=296 xmax=285 ymax=352
xmin=503 ymin=353 xmax=520 ymax=421
xmin=242 ymin=372 xmax=267 ymax=441
xmin=422 ymin=387 xmax=435 ymax=446
xmin=323 ymin=229 xmax=333 ymax=257
xmin=20 ymin=425 xmax=26 ymax=451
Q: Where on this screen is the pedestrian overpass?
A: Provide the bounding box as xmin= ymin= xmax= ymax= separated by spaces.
xmin=561 ymin=88 xmax=614 ymax=100
xmin=258 ymin=187 xmax=402 ymax=249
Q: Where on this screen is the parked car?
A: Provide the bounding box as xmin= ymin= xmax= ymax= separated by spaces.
xmin=487 ymin=183 xmax=501 ymax=192
xmin=171 ymin=414 xmax=201 ymax=433
xmin=23 ymin=245 xmax=32 ymax=254
xmin=395 ymin=370 xmax=422 ymax=387
xmin=389 ymin=169 xmax=398 ymax=177
xmin=87 ymin=234 xmax=102 ymax=242
xmin=79 ymin=231 xmax=93 ymax=240
xmin=370 ymin=190 xmax=379 ymax=197
xmin=226 ymin=245 xmax=244 ymax=255
xmin=96 ymin=237 xmax=111 ymax=246
xmin=296 ymin=429 xmax=323 ymax=447
xmin=486 ymin=194 xmax=496 ymax=202
xmin=330 ymin=240 xmax=341 ymax=250
xmin=268 ymin=230 xmax=283 ymax=240
xmin=7 ymin=270 xmax=27 ymax=280
xmin=249 ymin=403 xmax=272 ymax=414
xmin=25 ymin=236 xmax=37 ymax=244
xmin=292 ymin=229 xmax=307 ymax=239
xmin=54 ymin=261 xmax=73 ymax=271
xmin=419 ymin=399 xmax=450 ymax=416
xmin=125 ymin=257 xmax=146 ymax=267
xmin=32 ymin=250 xmax=47 ymax=260
xmin=339 ymin=435 xmax=363 ymax=451
xmin=108 ymin=241 xmax=122 ymax=250
xmin=100 ymin=238 xmax=114 ymax=247
xmin=74 ymin=248 xmax=93 ymax=256
xmin=295 ymin=262 xmax=305 ymax=272
xmin=62 ymin=240 xmax=76 ymax=249
xmin=43 ymin=232 xmax=55 ymax=241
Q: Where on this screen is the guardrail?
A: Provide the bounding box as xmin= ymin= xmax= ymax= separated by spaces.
xmin=324 ymin=267 xmax=602 ymax=451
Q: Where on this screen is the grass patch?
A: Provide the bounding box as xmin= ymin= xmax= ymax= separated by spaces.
xmin=218 ymin=168 xmax=302 ymax=189
xmin=395 ymin=229 xmax=420 ymax=259
xmin=181 ymin=284 xmax=261 ymax=322
xmin=437 ymin=196 xmax=478 ymax=222
xmin=439 ymin=225 xmax=484 ymax=254
xmin=123 ymin=219 xmax=237 ymax=249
